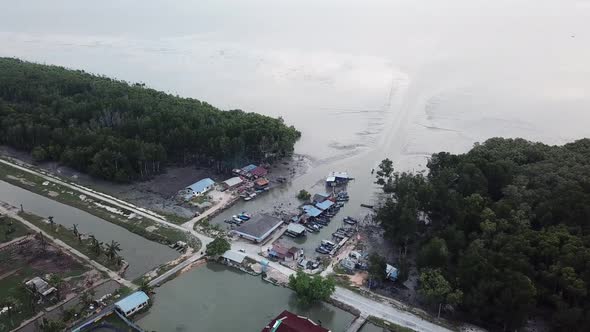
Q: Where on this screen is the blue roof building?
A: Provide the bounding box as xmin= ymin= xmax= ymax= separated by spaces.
xmin=386 ymin=264 xmax=399 ymax=281
xmin=242 ymin=164 xmax=257 ymax=172
xmin=115 ymin=291 xmax=149 ymax=317
xmin=315 ymin=200 xmax=334 ymax=211
xmin=303 ymin=205 xmax=323 ymax=218
xmin=187 ymin=178 xmax=215 ymax=196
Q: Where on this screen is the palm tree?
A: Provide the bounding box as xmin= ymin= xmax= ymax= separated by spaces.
xmin=138 ymin=278 xmax=153 ymax=294
xmin=72 ymin=224 xmax=79 ymax=237
xmin=88 ymin=235 xmax=101 ymax=255
xmin=105 ymin=240 xmax=121 ymax=260
xmin=48 ymin=216 xmax=54 ymax=229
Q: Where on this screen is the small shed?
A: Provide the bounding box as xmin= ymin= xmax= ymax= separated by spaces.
xmin=302 ymin=205 xmax=322 ymax=218
xmin=25 ymin=277 xmax=56 ymax=297
xmin=186 ymin=178 xmax=215 ymax=196
xmin=115 ymin=291 xmax=149 ymax=317
xmin=254 ymin=178 xmax=269 ymax=189
xmin=312 ymin=193 xmax=329 ymax=204
xmin=222 ymin=250 xmax=246 ymax=265
xmin=286 ymin=223 xmax=306 ymax=237
xmin=269 ymin=244 xmax=290 ymax=260
xmin=315 ymin=200 xmax=334 ymax=211
xmin=223 ymin=177 xmax=243 ymax=189
xmin=386 ymin=264 xmax=399 ymax=281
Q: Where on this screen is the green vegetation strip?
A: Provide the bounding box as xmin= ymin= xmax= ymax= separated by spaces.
xmin=366 ymin=316 xmax=417 ymax=332
xmin=18 ymin=211 xmax=121 ymax=271
xmin=0 ymin=161 xmax=200 ymax=250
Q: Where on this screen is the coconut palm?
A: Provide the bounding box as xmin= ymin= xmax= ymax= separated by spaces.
xmin=139 ymin=278 xmax=153 ymax=294
xmin=88 ymin=235 xmax=102 ymax=255
xmin=105 ymin=240 xmax=122 ymax=260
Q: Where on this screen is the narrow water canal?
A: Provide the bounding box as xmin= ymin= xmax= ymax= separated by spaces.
xmin=138 ymin=263 xmax=355 ymax=332
xmin=0 ymin=180 xmax=179 ymax=279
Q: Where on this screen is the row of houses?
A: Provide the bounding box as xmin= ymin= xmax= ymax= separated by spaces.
xmin=180 ymin=163 xmax=270 ymax=202
xmin=233 ymin=164 xmax=268 ymax=179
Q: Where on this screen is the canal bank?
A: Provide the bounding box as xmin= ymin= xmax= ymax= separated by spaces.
xmin=0 ymin=180 xmax=179 ymax=279
xmin=138 ymin=262 xmax=355 ymax=332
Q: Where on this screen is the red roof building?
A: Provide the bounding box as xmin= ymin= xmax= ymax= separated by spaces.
xmin=251 ymin=166 xmax=268 ymax=178
xmin=261 ymin=310 xmax=331 ymax=332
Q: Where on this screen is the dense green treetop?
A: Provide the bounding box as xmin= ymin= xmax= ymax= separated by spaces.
xmin=205 ymin=237 xmax=231 ymax=257
xmin=288 ymin=270 xmax=335 ymax=306
xmin=0 ymin=58 xmax=300 ymax=182
xmin=376 ymin=138 xmax=590 ymax=330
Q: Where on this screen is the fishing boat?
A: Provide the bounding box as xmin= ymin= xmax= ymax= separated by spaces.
xmin=321 ymin=240 xmax=336 ymax=247
xmin=306 ymin=226 xmax=319 ymax=233
xmin=343 ymin=218 xmax=357 ymax=225
xmin=316 ymin=247 xmax=330 ymax=254
xmin=232 ymin=216 xmax=243 ymax=223
xmin=238 ymin=212 xmax=251 ymax=220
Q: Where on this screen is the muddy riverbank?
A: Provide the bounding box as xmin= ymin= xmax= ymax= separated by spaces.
xmin=0 ymin=146 xmax=310 ymax=220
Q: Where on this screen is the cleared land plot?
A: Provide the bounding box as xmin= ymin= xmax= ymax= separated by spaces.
xmin=0 ymin=234 xmax=90 ymax=332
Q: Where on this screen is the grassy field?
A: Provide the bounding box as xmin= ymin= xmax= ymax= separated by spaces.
xmin=0 ymin=215 xmax=30 ymax=243
xmin=0 ymin=161 xmax=200 ymax=250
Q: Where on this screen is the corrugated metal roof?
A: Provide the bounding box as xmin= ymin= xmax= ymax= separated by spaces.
xmin=287 ymin=223 xmax=306 ymax=234
xmin=187 ymin=178 xmax=215 ymax=193
xmin=329 ymin=171 xmax=349 ymax=179
xmin=315 ymin=200 xmax=334 ymax=210
xmin=115 ymin=291 xmax=149 ymax=313
xmin=303 ymin=205 xmax=322 ymax=217
xmin=223 ymin=177 xmax=243 ymax=187
xmin=233 ymin=214 xmax=283 ymax=241
xmin=242 ymin=164 xmax=257 ymax=172
xmin=222 ymin=250 xmax=246 ymax=263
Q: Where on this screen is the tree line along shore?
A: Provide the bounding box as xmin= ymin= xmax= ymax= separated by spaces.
xmin=0 ymin=57 xmax=300 ymax=182
xmin=374 ymin=138 xmax=590 ymax=331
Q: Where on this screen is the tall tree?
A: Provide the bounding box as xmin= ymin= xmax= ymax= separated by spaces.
xmin=288 ymin=270 xmax=336 ymax=306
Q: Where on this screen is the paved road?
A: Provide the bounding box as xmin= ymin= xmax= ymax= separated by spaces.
xmin=148 ymin=253 xmax=204 ymax=287
xmin=333 ymin=288 xmax=453 ymax=332
xmin=0 ymin=203 xmax=135 ymax=289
